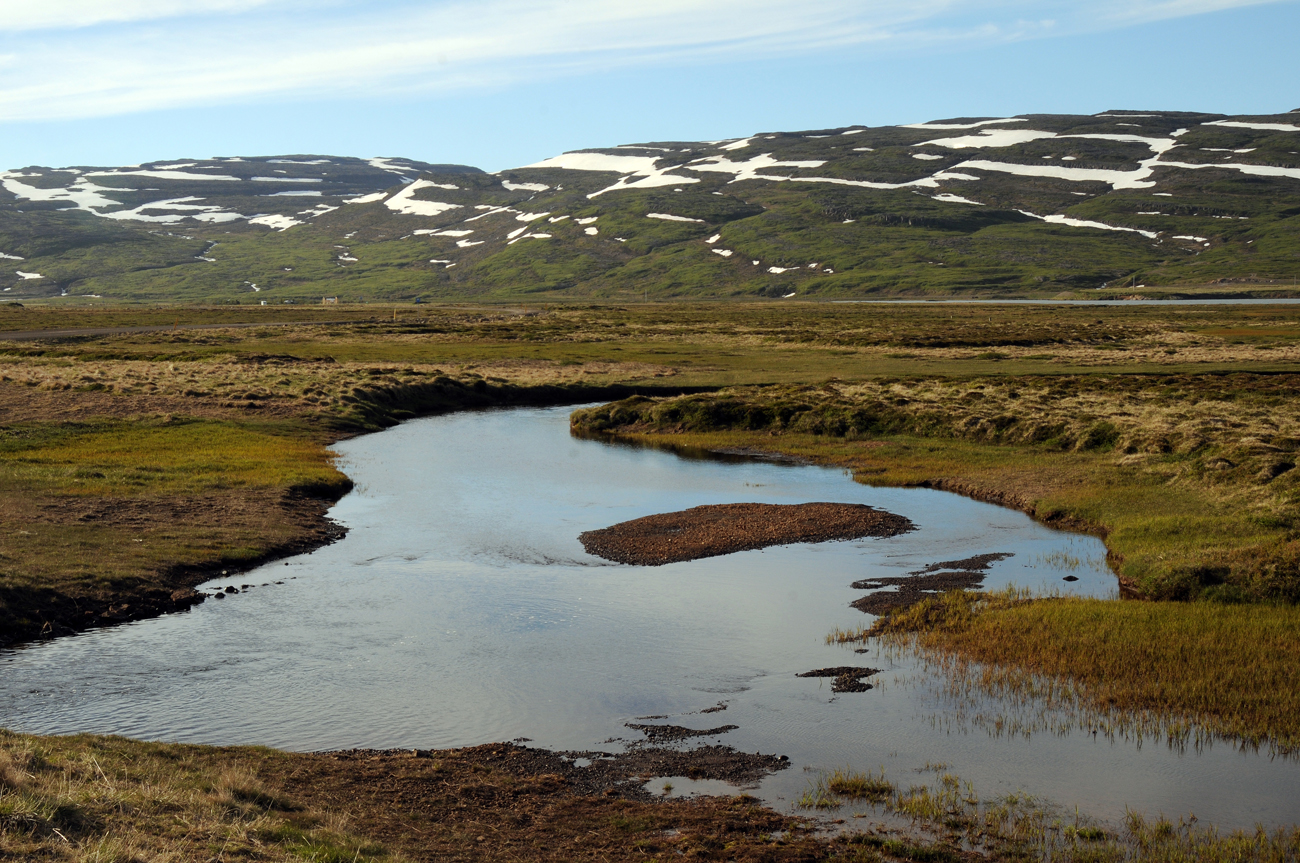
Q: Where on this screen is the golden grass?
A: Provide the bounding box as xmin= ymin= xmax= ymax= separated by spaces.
xmin=0 ymin=729 xmax=401 ymax=863
xmin=855 ymin=590 xmax=1300 ymax=755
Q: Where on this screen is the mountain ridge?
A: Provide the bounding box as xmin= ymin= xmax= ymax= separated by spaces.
xmin=2 ymin=110 xmax=1298 ymax=303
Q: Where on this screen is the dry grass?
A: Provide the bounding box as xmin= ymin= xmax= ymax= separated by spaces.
xmin=0 ymin=730 xmax=401 ymax=863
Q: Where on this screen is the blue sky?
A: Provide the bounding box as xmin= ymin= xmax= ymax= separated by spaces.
xmin=1 ymin=0 xmax=1297 ymax=171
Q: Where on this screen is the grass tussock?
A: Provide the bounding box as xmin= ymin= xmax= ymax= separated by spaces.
xmin=0 ymin=730 xmax=398 ymax=863
xmin=855 ymin=590 xmax=1300 ymax=755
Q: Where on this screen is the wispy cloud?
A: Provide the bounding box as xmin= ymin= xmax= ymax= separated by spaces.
xmin=0 ymin=0 xmax=1285 ymax=121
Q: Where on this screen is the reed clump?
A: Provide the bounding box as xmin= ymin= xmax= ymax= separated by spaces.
xmin=858 ymin=590 xmax=1300 ymax=755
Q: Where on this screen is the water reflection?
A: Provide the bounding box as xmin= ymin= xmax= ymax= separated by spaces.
xmin=0 ymin=406 xmax=1295 ymax=829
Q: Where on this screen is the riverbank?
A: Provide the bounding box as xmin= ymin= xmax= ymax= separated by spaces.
xmin=7 ymin=728 xmax=1299 ymax=862
xmin=0 ymin=729 xmax=828 ymax=862
xmin=0 ymin=366 xmax=713 ymax=648
xmin=570 ymin=375 xmax=1300 ymax=602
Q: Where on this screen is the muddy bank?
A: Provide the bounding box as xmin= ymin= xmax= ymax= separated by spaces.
xmin=850 ymin=552 xmax=1014 ymax=616
xmin=579 ymin=502 xmax=914 ymax=566
xmin=0 ymin=490 xmax=348 ymax=649
xmin=268 ymin=742 xmax=823 ymax=862
xmin=797 ymin=666 xmax=882 ymax=693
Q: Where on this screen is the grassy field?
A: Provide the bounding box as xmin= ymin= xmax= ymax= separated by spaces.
xmin=5 ymin=299 xmax=1300 ymax=634
xmin=5 ymin=300 xmax=1300 ymax=858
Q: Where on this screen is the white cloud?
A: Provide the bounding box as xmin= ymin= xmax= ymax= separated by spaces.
xmin=0 ymin=0 xmax=1287 ymax=121
xmin=0 ymin=0 xmax=286 ymax=32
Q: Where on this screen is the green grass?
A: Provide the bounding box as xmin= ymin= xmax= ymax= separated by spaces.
xmin=0 ymin=417 xmax=348 ymax=498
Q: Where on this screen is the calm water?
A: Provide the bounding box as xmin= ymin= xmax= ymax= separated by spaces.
xmin=2 ymin=407 xmax=1296 ymax=829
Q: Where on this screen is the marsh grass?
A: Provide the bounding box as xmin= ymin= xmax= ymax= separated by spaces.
xmin=0 ymin=730 xmax=399 ymax=863
xmin=855 ymin=590 xmax=1300 ymax=756
xmin=803 ymin=764 xmax=1300 ymax=862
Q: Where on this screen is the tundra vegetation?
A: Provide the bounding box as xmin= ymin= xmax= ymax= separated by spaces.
xmin=4 ymin=298 xmax=1300 ymax=860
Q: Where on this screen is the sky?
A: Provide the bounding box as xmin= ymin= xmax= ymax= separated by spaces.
xmin=1 ymin=0 xmax=1297 ymax=172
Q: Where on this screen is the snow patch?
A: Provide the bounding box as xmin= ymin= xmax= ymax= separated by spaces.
xmin=503 ymin=181 xmax=549 ymax=192
xmin=267 ymin=159 xmax=330 ymax=165
xmin=647 ymin=212 xmax=704 ymax=223
xmin=923 ymin=129 xmax=1057 ymax=149
xmin=368 ymin=157 xmax=415 ymax=174
xmin=932 ymin=193 xmax=983 ymax=205
xmin=903 ymin=118 xmax=1026 ymax=130
xmin=584 ymin=227 xmax=598 ymax=236
xmin=705 ymin=234 xmax=721 ymax=244
xmin=87 ymin=169 xmax=241 ymax=181
xmin=1018 ymin=210 xmax=1158 ymax=239
xmin=1206 ymin=120 xmax=1300 ymax=133
xmin=575 ymin=216 xmax=599 ymax=225
xmin=251 ymin=176 xmax=323 ymax=183
xmin=456 ymin=239 xmax=484 ymax=248
xmin=260 ymin=190 xmax=322 ymax=196
xmin=712 ymin=248 xmax=734 ymax=257
xmin=0 ymin=252 xmax=24 ymax=261
xmin=1173 ymin=235 xmax=1210 ymax=243
xmin=768 ymin=266 xmax=793 ymax=274
xmin=344 ymin=192 xmax=387 ymax=204
xmin=685 ymin=152 xmax=827 ymax=183
xmin=507 ymin=232 xmax=552 ymax=245
xmin=524 ymin=151 xmax=701 ymax=197
xmin=16 ymin=271 xmax=42 ymax=279
xmin=515 ymin=212 xmax=550 ymax=222
xmin=385 ymin=180 xmax=462 ymax=217
xmin=721 ymin=138 xmax=754 ymax=151
xmin=249 ymin=214 xmax=303 ymax=231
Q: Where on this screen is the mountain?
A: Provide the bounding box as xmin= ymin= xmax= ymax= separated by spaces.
xmin=2 ymin=111 xmax=1299 ymax=303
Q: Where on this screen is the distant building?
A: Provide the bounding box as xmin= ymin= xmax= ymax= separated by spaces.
xmin=322 ymin=296 xmax=339 ymax=304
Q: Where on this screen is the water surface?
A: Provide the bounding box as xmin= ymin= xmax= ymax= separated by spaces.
xmin=2 ymin=406 xmax=1296 ymax=829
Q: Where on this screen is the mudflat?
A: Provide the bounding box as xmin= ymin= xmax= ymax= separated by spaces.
xmin=578 ymin=502 xmax=914 ymax=566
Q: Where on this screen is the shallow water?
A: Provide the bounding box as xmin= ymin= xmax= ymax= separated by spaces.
xmin=2 ymin=406 xmax=1297 ymax=829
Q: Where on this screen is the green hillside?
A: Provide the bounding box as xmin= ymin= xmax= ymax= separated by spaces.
xmin=2 ymin=110 xmax=1298 ymax=304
